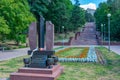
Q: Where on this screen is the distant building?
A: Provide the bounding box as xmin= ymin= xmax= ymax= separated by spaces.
xmin=86 ymin=8 xmax=95 ymax=16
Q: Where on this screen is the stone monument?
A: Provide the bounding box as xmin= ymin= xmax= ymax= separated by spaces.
xmin=46 ymin=21 xmax=54 ymax=50
xmin=28 ymin=22 xmax=37 ymax=50
xmin=10 ymin=1 xmax=64 ymax=80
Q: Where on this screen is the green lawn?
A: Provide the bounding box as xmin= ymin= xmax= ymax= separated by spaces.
xmin=53 ymin=46 xmax=64 ymax=50
xmin=0 ymin=56 xmax=29 ymax=78
xmin=0 ymin=47 xmax=120 ymax=80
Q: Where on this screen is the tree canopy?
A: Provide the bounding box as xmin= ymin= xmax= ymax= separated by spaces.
xmin=0 ymin=0 xmax=87 ymax=44
xmin=0 ymin=0 xmax=35 ymax=44
xmin=94 ymin=0 xmax=120 ymax=41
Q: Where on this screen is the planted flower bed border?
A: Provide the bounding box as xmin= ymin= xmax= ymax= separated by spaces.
xmin=56 ymin=46 xmax=98 ymax=62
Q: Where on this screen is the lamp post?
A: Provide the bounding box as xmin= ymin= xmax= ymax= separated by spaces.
xmin=62 ymin=26 xmax=64 ymax=47
xmin=107 ymin=13 xmax=111 ymax=52
xmin=101 ymin=24 xmax=103 ymax=46
xmin=103 ymin=24 xmax=105 ymax=41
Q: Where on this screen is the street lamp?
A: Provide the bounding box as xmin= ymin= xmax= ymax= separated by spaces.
xmin=103 ymin=24 xmax=105 ymax=41
xmin=62 ymin=26 xmax=64 ymax=47
xmin=101 ymin=24 xmax=103 ymax=46
xmin=107 ymin=13 xmax=111 ymax=52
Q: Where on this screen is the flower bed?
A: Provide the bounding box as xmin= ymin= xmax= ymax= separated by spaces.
xmin=66 ymin=47 xmax=89 ymax=58
xmin=79 ymin=47 xmax=89 ymax=58
xmin=58 ymin=46 xmax=98 ymax=62
xmin=55 ymin=47 xmax=84 ymax=58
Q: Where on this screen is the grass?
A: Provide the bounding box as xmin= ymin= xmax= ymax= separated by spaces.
xmin=58 ymin=47 xmax=120 ymax=80
xmin=55 ymin=47 xmax=84 ymax=58
xmin=0 ymin=56 xmax=29 ymax=78
xmin=0 ymin=47 xmax=120 ymax=80
xmin=54 ymin=32 xmax=75 ymax=41
xmin=53 ymin=46 xmax=64 ymax=50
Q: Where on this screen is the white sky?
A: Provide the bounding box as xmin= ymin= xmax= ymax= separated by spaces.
xmin=80 ymin=3 xmax=97 ymax=10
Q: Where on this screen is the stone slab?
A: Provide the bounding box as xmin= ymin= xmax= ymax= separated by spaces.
xmin=46 ymin=21 xmax=54 ymax=50
xmin=10 ymin=64 xmax=64 ymax=80
xmin=18 ymin=64 xmax=61 ymax=74
xmin=28 ymin=22 xmax=37 ymax=50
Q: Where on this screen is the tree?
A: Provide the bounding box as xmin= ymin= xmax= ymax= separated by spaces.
xmin=94 ymin=2 xmax=109 ymax=31
xmin=45 ymin=0 xmax=73 ymax=33
xmin=111 ymin=10 xmax=120 ymax=40
xmin=0 ymin=17 xmax=10 ymax=35
xmin=85 ymin=11 xmax=94 ymax=22
xmin=0 ymin=17 xmax=10 ymax=41
xmin=28 ymin=0 xmax=50 ymax=19
xmin=70 ymin=0 xmax=85 ymax=32
xmin=95 ymin=0 xmax=120 ymax=41
xmin=0 ymin=0 xmax=35 ymax=45
xmin=74 ymin=0 xmax=80 ymax=6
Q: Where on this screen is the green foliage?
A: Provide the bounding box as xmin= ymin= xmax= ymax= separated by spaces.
xmin=28 ymin=0 xmax=86 ymax=33
xmin=94 ymin=2 xmax=109 ymax=31
xmin=0 ymin=0 xmax=35 ymax=44
xmin=85 ymin=11 xmax=94 ymax=22
xmin=46 ymin=0 xmax=67 ymax=33
xmin=28 ymin=0 xmax=50 ymax=18
xmin=0 ymin=0 xmax=87 ymax=44
xmin=70 ymin=2 xmax=85 ymax=32
xmin=44 ymin=0 xmax=74 ymax=33
xmin=111 ymin=10 xmax=120 ymax=40
xmin=0 ymin=17 xmax=10 ymax=34
xmin=95 ymin=0 xmax=120 ymax=41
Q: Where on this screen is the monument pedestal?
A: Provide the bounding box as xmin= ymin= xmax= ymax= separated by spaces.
xmin=10 ymin=64 xmax=64 ymax=80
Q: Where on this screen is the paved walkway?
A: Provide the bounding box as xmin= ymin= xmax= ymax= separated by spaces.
xmin=0 ymin=48 xmax=29 ymax=61
xmin=71 ymin=22 xmax=98 ymax=45
xmin=0 ymin=46 xmax=61 ymax=61
xmin=105 ymin=46 xmax=120 ymax=55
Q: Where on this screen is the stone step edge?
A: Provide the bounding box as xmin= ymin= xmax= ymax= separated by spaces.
xmin=18 ymin=64 xmax=61 ymax=74
xmin=10 ymin=66 xmax=64 ymax=80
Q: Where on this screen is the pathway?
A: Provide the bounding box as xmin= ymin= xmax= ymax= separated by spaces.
xmin=0 ymin=46 xmax=61 ymax=61
xmin=71 ymin=22 xmax=98 ymax=45
xmin=0 ymin=48 xmax=29 ymax=61
xmin=105 ymin=46 xmax=120 ymax=55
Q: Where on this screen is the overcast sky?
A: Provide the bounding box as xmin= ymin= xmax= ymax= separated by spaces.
xmin=71 ymin=0 xmax=107 ymax=10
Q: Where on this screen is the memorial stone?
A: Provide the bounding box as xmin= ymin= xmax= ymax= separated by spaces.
xmin=46 ymin=21 xmax=54 ymax=50
xmin=28 ymin=22 xmax=37 ymax=50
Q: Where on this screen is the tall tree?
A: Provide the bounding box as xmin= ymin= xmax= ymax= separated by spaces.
xmin=95 ymin=0 xmax=120 ymax=41
xmin=0 ymin=0 xmax=35 ymax=45
xmin=94 ymin=2 xmax=109 ymax=31
xmin=28 ymin=0 xmax=51 ymax=19
xmin=70 ymin=0 xmax=85 ymax=32
xmin=45 ymin=0 xmax=73 ymax=33
xmin=85 ymin=11 xmax=94 ymax=22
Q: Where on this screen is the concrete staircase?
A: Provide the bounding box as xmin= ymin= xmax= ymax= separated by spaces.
xmin=71 ymin=22 xmax=98 ymax=45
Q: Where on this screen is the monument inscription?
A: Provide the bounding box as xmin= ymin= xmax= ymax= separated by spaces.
xmin=30 ymin=54 xmax=47 ymax=68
